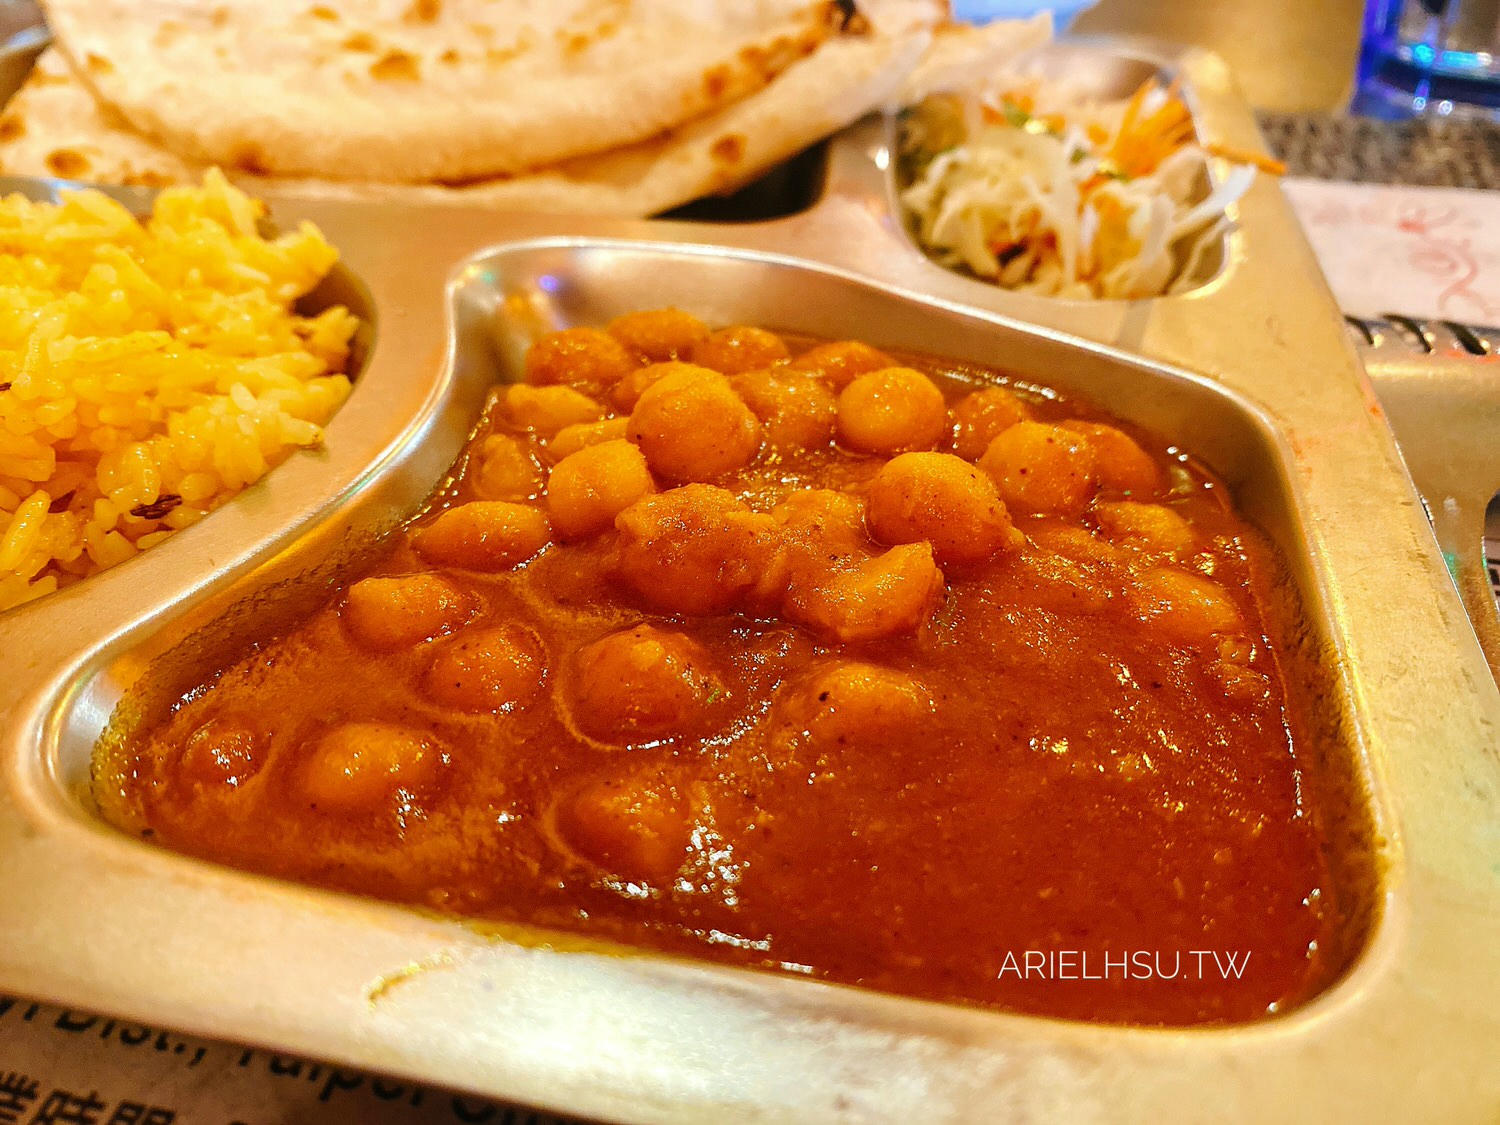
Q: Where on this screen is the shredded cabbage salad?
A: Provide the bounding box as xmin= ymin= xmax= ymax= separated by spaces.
xmin=899 ymin=77 xmax=1284 ymax=299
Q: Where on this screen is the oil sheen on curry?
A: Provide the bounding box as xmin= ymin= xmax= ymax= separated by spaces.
xmin=102 ymin=309 xmax=1342 ymax=1024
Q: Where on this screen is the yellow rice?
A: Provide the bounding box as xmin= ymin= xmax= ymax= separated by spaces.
xmin=0 ymin=169 xmax=356 ymax=612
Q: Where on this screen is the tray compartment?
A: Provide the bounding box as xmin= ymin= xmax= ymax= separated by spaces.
xmin=0 ymin=175 xmax=379 ymax=627
xmin=882 ymin=40 xmax=1232 ymax=300
xmin=35 ymin=239 xmax=1379 ymax=1030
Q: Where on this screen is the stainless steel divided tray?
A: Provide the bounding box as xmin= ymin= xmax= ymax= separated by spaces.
xmin=2 ymin=38 xmax=1499 ymax=1125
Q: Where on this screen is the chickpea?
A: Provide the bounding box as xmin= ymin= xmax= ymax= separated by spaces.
xmin=1213 ymin=635 xmax=1271 ymax=704
xmin=547 ymin=417 xmax=629 ymax=462
xmin=413 ymin=501 xmax=552 ymax=570
xmin=1217 ymin=634 xmax=1256 ymax=666
xmin=785 ymin=542 xmax=944 ymax=643
xmin=1127 ymin=566 xmax=1245 ymax=646
xmin=773 ymin=488 xmax=866 ymax=549
xmin=782 ymin=662 xmax=933 ymax=747
xmin=627 ymin=365 xmax=761 ymax=482
xmin=691 ymin=324 xmax=790 ymax=374
xmin=1093 ymin=501 xmax=1198 ymax=560
xmin=772 ymin=489 xmax=870 ymax=605
xmin=546 ymin=439 xmax=655 ymax=540
xmin=979 ymin=421 xmax=1098 ymax=516
xmin=836 ymin=367 xmax=947 ymax=455
xmin=424 ymin=624 xmax=546 ymax=712
xmin=503 ymin=384 xmax=604 ymax=438
xmin=1028 ymin=522 xmax=1131 ymax=567
xmin=952 ymin=386 xmax=1032 ymax=461
xmin=1018 ymin=551 xmax=1112 ymax=615
xmin=615 ymin=485 xmax=782 ymax=615
xmin=344 ymin=573 xmax=473 ymax=650
xmin=789 ymin=340 xmax=894 ymax=389
xmin=1216 ymin=660 xmax=1272 ymax=703
xmin=866 ymin=452 xmax=1022 ymax=567
xmin=1060 ymin=420 xmax=1163 ymax=496
xmin=300 ymin=722 xmax=443 ymax=809
xmin=572 ymin=624 xmax=722 ymax=740
xmin=730 ymin=368 xmax=836 ymax=450
xmin=470 ymin=434 xmax=542 ymax=502
xmin=553 ymin=774 xmax=693 ymax=883
xmin=178 ymin=715 xmax=263 ymax=790
xmin=610 ymin=360 xmax=680 ymax=412
xmin=523 ymin=326 xmax=637 ymax=389
xmin=606 ymin=307 xmax=710 ymax=362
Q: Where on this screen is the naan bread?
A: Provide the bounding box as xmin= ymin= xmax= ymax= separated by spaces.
xmin=40 ymin=0 xmax=875 ymax=183
xmin=0 ymin=13 xmax=1050 ymax=217
xmin=0 ymin=50 xmax=199 ymax=186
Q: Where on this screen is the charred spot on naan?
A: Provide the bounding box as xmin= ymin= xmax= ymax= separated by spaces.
xmin=341 ymin=31 xmax=378 ymax=53
xmin=0 ymin=115 xmax=23 ymax=143
xmin=84 ymin=52 xmax=114 ymax=75
xmin=558 ymin=19 xmax=623 ymax=57
xmin=484 ymin=31 xmax=535 ymax=69
xmin=703 ymin=65 xmax=732 ymax=101
xmin=830 ymin=0 xmax=872 ymax=35
xmin=96 ymin=101 xmax=133 ymax=130
xmin=45 ymin=148 xmax=91 ymax=179
xmin=308 ymin=5 xmax=339 ymax=21
xmin=738 ymin=36 xmax=812 ymax=85
xmin=230 ymin=142 xmax=271 ymax=176
xmin=402 ymin=0 xmax=441 ymax=24
xmin=370 ymin=49 xmax=421 ymax=82
xmin=711 ymin=134 xmax=746 ymax=165
xmin=717 ymin=3 xmax=857 ymax=101
xmin=485 ymin=45 xmax=522 ymax=67
xmin=126 ymin=170 xmax=177 ymax=189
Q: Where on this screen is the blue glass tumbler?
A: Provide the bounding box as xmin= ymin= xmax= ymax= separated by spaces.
xmin=1356 ymin=0 xmax=1500 ymax=117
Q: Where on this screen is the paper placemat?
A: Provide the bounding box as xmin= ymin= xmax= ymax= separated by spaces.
xmin=1281 ymin=177 xmax=1500 ymax=323
xmin=0 ymin=995 xmax=577 ymax=1125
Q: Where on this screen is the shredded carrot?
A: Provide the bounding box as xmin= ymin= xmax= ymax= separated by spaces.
xmin=1106 ymin=79 xmax=1195 ymax=179
xmin=1204 ymin=142 xmax=1287 ymax=175
xmin=984 ymin=76 xmax=1279 ymax=180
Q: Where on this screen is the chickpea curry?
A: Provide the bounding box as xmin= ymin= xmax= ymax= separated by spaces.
xmin=100 ymin=309 xmax=1348 ymax=1025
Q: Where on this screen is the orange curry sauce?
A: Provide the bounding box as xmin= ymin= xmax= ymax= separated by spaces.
xmin=101 ymin=311 xmax=1343 ymax=1024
